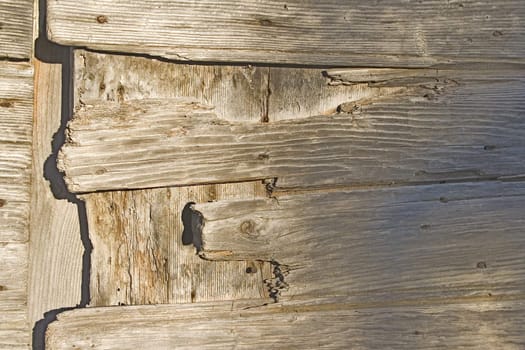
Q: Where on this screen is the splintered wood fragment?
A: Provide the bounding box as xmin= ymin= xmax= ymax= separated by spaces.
xmin=46 ymin=298 xmax=525 ymax=349
xmin=59 ymin=66 xmax=525 ymax=192
xmin=0 ymin=0 xmax=34 ymax=59
xmin=195 ymin=181 xmax=525 ymax=301
xmin=84 ymin=182 xmax=271 ymax=306
xmin=47 ymin=1 xmax=525 ymax=66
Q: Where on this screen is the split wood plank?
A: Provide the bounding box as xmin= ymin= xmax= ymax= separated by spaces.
xmin=47 ymin=1 xmax=525 ymax=66
xmin=46 ymin=298 xmax=525 ymax=349
xmin=0 ymin=61 xmax=33 ymax=349
xmin=195 ymin=181 xmax=525 ymax=301
xmin=83 ymin=182 xmax=271 ymax=306
xmin=0 ymin=0 xmax=34 ymax=59
xmin=29 ymin=57 xmax=84 ymax=336
xmin=59 ymin=65 xmax=525 ymax=192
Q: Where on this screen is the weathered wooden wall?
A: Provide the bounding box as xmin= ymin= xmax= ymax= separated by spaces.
xmin=32 ymin=1 xmax=525 ymax=349
xmin=0 ymin=1 xmax=34 ymax=348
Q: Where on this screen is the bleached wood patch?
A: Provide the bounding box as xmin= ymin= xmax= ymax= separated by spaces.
xmin=195 ymin=181 xmax=525 ymax=301
xmin=46 ymin=298 xmax=525 ymax=349
xmin=0 ymin=0 xmax=34 ymax=59
xmin=59 ymin=66 xmax=525 ymax=192
xmin=48 ymin=1 xmax=525 ymax=66
xmin=0 ymin=62 xmax=33 ymax=242
xmin=83 ymin=182 xmax=271 ymax=307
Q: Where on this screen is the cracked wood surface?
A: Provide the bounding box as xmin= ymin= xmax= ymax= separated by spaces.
xmin=46 ymin=298 xmax=525 ymax=349
xmin=196 ymin=181 xmax=525 ymax=302
xmin=59 ymin=65 xmax=525 ymax=192
xmin=47 ymin=1 xmax=525 ymax=66
xmin=0 ymin=0 xmax=34 ymax=59
xmin=83 ymin=182 xmax=272 ymax=306
xmin=0 ymin=61 xmax=33 ymax=349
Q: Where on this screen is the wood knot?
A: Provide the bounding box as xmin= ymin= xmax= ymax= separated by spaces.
xmin=240 ymin=220 xmax=259 ymax=238
xmin=96 ymin=15 xmax=108 ymax=24
xmin=0 ymin=199 xmax=5 ymax=208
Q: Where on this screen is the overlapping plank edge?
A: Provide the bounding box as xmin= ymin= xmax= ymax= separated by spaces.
xmin=46 ymin=298 xmax=525 ymax=349
xmin=0 ymin=61 xmax=33 ymax=348
xmin=59 ymin=65 xmax=525 ymax=193
xmin=47 ymin=0 xmax=525 ymax=66
xmin=0 ymin=0 xmax=34 ymax=59
xmin=191 ymin=180 xmax=525 ymax=301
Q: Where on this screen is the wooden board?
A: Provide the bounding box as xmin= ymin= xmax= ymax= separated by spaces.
xmin=46 ymin=298 xmax=525 ymax=349
xmin=0 ymin=243 xmax=29 ymax=349
xmin=195 ymin=181 xmax=525 ymax=301
xmin=84 ymin=182 xmax=272 ymax=306
xmin=0 ymin=62 xmax=33 ymax=242
xmin=0 ymin=61 xmax=33 ymax=349
xmin=74 ymin=50 xmax=269 ymax=122
xmin=29 ymin=57 xmax=84 ymax=342
xmin=59 ymin=65 xmax=525 ymax=192
xmin=47 ymin=1 xmax=525 ymax=66
xmin=0 ymin=0 xmax=34 ymax=59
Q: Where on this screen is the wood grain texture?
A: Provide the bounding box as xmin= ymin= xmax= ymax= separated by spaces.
xmin=0 ymin=61 xmax=32 ymax=349
xmin=0 ymin=62 xmax=33 ymax=242
xmin=0 ymin=243 xmax=29 ymax=349
xmin=75 ymin=50 xmax=268 ymax=122
xmin=29 ymin=58 xmax=84 ymax=331
xmin=84 ymin=182 xmax=271 ymax=306
xmin=0 ymin=0 xmax=33 ymax=59
xmin=74 ymin=50 xmax=274 ymax=309
xmin=46 ymin=298 xmax=525 ymax=349
xmin=47 ymin=0 xmax=525 ymax=66
xmin=59 ymin=65 xmax=525 ymax=192
xmin=196 ymin=181 xmax=525 ymax=301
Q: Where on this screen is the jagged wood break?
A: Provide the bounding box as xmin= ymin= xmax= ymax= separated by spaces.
xmin=59 ymin=65 xmax=525 ymax=193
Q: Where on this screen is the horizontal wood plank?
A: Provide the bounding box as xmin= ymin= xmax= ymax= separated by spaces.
xmin=46 ymin=298 xmax=525 ymax=349
xmin=59 ymin=66 xmax=525 ymax=192
xmin=0 ymin=62 xmax=33 ymax=242
xmin=195 ymin=181 xmax=525 ymax=301
xmin=48 ymin=1 xmax=525 ymax=66
xmin=0 ymin=0 xmax=33 ymax=59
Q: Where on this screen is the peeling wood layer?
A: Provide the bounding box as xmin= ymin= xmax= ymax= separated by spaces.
xmin=84 ymin=182 xmax=272 ymax=306
xmin=196 ymin=181 xmax=525 ymax=301
xmin=46 ymin=298 xmax=525 ymax=349
xmin=74 ymin=50 xmax=268 ymax=122
xmin=48 ymin=1 xmax=525 ymax=66
xmin=60 ymin=66 xmax=525 ymax=192
xmin=0 ymin=0 xmax=34 ymax=59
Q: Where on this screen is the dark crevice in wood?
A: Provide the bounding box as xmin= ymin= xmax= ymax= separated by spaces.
xmin=182 ymin=202 xmax=204 ymax=251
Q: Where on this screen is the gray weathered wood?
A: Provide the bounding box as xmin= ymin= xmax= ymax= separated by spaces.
xmin=46 ymin=298 xmax=525 ymax=349
xmin=59 ymin=66 xmax=525 ymax=192
xmin=0 ymin=242 xmax=29 ymax=349
xmin=75 ymin=50 xmax=268 ymax=122
xmin=195 ymin=181 xmax=525 ymax=301
xmin=83 ymin=182 xmax=271 ymax=306
xmin=29 ymin=57 xmax=84 ymax=337
xmin=0 ymin=0 xmax=33 ymax=59
xmin=0 ymin=62 xmax=33 ymax=242
xmin=0 ymin=62 xmax=32 ymax=348
xmin=48 ymin=1 xmax=525 ymax=66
